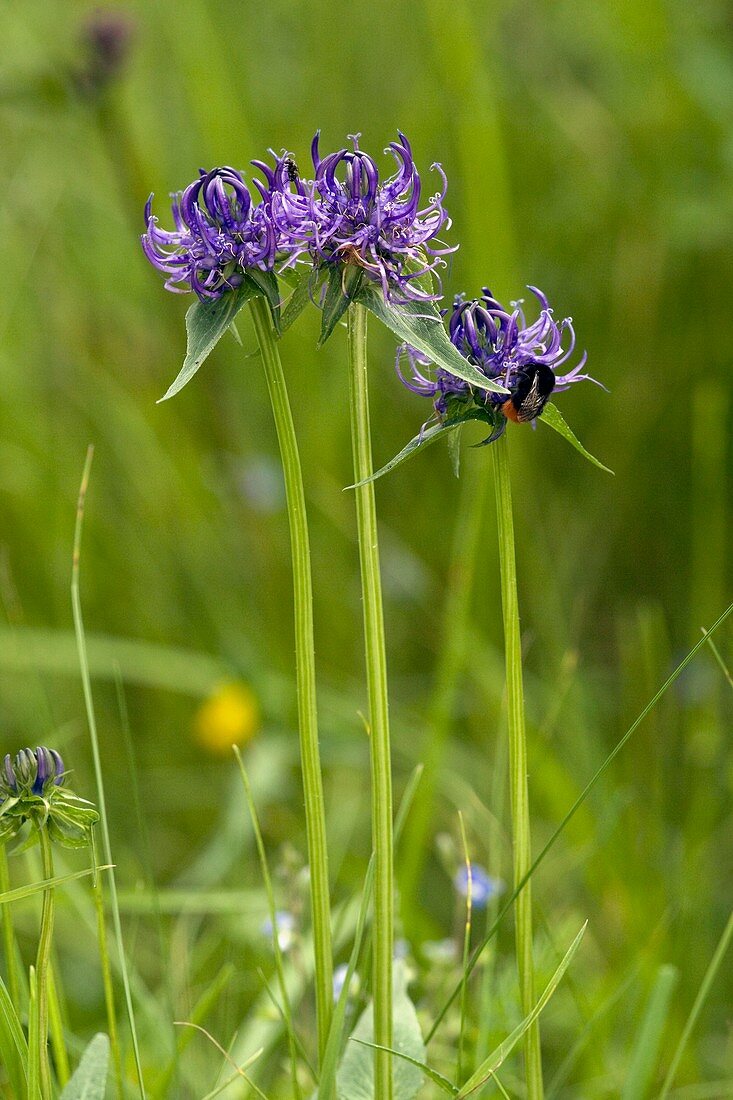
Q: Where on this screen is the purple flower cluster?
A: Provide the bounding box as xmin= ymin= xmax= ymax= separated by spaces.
xmin=2 ymin=746 xmax=65 ymax=798
xmin=142 ymin=133 xmax=453 ymax=302
xmin=397 ymin=287 xmax=598 ymax=439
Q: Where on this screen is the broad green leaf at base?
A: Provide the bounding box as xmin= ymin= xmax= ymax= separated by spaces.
xmin=60 ymin=1033 xmax=110 ymax=1100
xmin=328 ymin=962 xmax=426 ymax=1100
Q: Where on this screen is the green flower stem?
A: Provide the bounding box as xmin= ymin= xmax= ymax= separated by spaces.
xmin=491 ymin=434 xmax=543 ymax=1099
xmin=347 ymin=301 xmax=394 ymax=1100
xmin=0 ymin=846 xmax=19 ymax=1005
xmin=249 ymin=294 xmax=333 ymax=1066
xmin=35 ymin=827 xmax=55 ymax=1100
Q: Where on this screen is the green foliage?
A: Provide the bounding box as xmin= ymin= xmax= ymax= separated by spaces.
xmin=60 ymin=1034 xmax=110 ymax=1100
xmin=332 ymin=963 xmax=425 ymax=1100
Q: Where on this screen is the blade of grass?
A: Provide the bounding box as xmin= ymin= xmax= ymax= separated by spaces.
xmin=71 ymin=445 xmax=146 ymax=1098
xmin=456 ymin=814 xmax=473 ymax=1085
xmin=234 ymin=747 xmax=303 ymax=1100
xmin=173 ymin=1023 xmax=270 ymax=1100
xmin=317 ymin=765 xmax=423 ymax=1100
xmin=621 ymin=964 xmax=678 ymax=1100
xmin=659 ymin=910 xmax=733 ymax=1099
xmin=0 ymin=847 xmax=20 ymax=1005
xmin=428 ymin=602 xmax=733 ymax=1042
xmin=456 ymin=922 xmax=587 ymax=1097
xmin=0 ymin=971 xmax=28 ymax=1098
xmin=47 ymin=964 xmax=70 ymax=1088
xmin=0 ymin=865 xmax=102 ymax=905
xmin=28 ymin=965 xmax=41 ymax=1100
xmin=351 ymin=1039 xmax=458 ymax=1095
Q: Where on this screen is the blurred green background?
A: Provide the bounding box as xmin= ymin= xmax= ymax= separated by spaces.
xmin=1 ymin=0 xmax=731 ymax=1095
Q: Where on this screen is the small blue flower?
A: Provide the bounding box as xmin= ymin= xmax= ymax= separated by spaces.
xmin=261 ymin=910 xmax=296 ymax=952
xmin=454 ymin=864 xmax=504 ymax=910
xmin=332 ymin=962 xmax=360 ymax=1002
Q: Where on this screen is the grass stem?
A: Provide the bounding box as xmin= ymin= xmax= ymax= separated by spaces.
xmin=491 ymin=434 xmax=543 ymax=1099
xmin=35 ymin=827 xmax=55 ymax=1100
xmin=249 ymin=294 xmax=333 ymax=1071
xmin=347 ymin=301 xmax=394 ymax=1100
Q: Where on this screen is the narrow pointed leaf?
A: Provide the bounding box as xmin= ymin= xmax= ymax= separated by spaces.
xmin=319 ymin=265 xmax=364 ymax=346
xmin=60 ymin=1033 xmax=110 ymax=1099
xmin=352 ymin=1040 xmax=457 ymax=1095
xmin=158 ymin=279 xmax=258 ymax=402
xmin=247 ymin=268 xmax=282 ymax=335
xmin=0 ymin=865 xmax=102 ymax=905
xmin=332 ymin=962 xmax=425 ymax=1100
xmin=539 ymin=403 xmax=613 ymax=474
xmin=357 ymin=283 xmax=508 ymax=396
xmin=281 ymin=267 xmax=317 ymax=332
xmin=349 ymin=411 xmax=490 ymax=487
xmin=456 ymin=922 xmax=588 ymax=1097
xmin=0 ymin=974 xmax=28 ymax=1099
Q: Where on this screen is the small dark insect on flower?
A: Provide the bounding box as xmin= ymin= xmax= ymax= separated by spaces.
xmin=284 ymin=158 xmax=299 ymax=184
xmin=501 ymin=362 xmax=556 ymax=423
xmin=397 ymin=287 xmax=600 ymax=443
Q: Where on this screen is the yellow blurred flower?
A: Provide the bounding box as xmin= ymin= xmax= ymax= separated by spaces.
xmin=193 ymin=681 xmax=260 ymax=755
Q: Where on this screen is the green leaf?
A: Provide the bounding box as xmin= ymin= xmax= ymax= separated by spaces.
xmin=0 ymin=865 xmax=101 ymax=905
xmin=158 ymin=280 xmax=258 ymax=402
xmin=281 ymin=267 xmax=317 ymax=333
xmin=319 ymin=264 xmax=364 ymax=346
xmin=352 ymin=1041 xmax=457 ymax=1096
xmin=60 ymin=1033 xmax=110 ymax=1100
xmin=0 ymin=974 xmax=28 ymax=1099
xmin=539 ymin=403 xmax=613 ymax=474
xmin=349 ymin=410 xmax=491 ymax=487
xmin=447 ymin=425 xmax=463 ymax=479
xmin=456 ymin=922 xmax=588 ymax=1097
xmin=334 ymin=962 xmax=426 ymax=1100
xmin=247 ymin=268 xmax=282 ymax=335
xmin=357 ymin=282 xmax=508 ymax=396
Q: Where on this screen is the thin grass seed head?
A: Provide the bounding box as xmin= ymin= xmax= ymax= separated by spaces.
xmin=397 ymin=287 xmax=599 ymax=443
xmin=0 ymin=746 xmax=99 ymax=847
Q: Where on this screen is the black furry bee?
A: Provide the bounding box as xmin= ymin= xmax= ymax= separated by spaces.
xmin=284 ymin=158 xmax=299 ymax=183
xmin=501 ymin=362 xmax=555 ymax=423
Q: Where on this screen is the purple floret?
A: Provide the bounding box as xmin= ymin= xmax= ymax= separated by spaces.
xmin=142 ymin=167 xmax=275 ymax=300
xmin=397 ymin=287 xmax=600 ymax=438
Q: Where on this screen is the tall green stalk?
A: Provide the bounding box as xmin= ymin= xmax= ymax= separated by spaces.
xmin=249 ymin=294 xmax=333 ymax=1067
xmin=491 ymin=434 xmax=543 ymax=1099
xmin=35 ymin=827 xmax=55 ymax=1100
xmin=347 ymin=302 xmax=394 ymax=1100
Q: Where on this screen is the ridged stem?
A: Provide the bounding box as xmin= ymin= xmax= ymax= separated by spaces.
xmin=249 ymin=294 xmax=333 ymax=1069
xmin=347 ymin=302 xmax=393 ymax=1100
xmin=35 ymin=827 xmax=55 ymax=1100
xmin=491 ymin=434 xmax=544 ymax=1099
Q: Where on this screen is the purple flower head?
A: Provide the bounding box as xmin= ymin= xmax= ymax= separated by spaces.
xmin=142 ymin=166 xmax=275 ymax=299
xmin=281 ymin=132 xmax=455 ymax=302
xmin=397 ymin=287 xmax=599 ymax=441
xmin=1 ymin=747 xmax=65 ymax=800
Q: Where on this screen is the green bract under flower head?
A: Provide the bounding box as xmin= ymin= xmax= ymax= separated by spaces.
xmin=0 ymin=747 xmax=99 ymax=848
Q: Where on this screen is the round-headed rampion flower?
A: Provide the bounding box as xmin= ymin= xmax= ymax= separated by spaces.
xmin=278 ymin=132 xmax=455 ymax=302
xmin=454 ymin=864 xmax=504 ymax=910
xmin=142 ymin=167 xmax=275 ymax=299
xmin=397 ymin=287 xmax=600 ymax=442
xmin=0 ymin=747 xmax=98 ymax=847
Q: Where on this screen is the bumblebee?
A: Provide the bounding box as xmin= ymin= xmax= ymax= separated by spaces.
xmin=284 ymin=158 xmax=299 ymax=183
xmin=501 ymin=362 xmax=555 ymax=423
